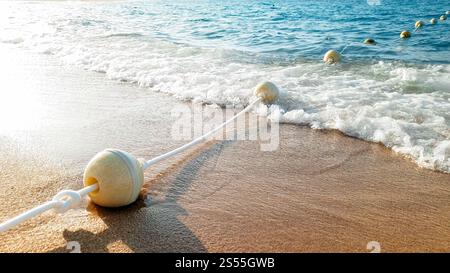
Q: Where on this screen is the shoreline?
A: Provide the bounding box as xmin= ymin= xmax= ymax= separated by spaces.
xmin=0 ymin=45 xmax=449 ymax=252
xmin=306 ymin=127 xmax=450 ymax=176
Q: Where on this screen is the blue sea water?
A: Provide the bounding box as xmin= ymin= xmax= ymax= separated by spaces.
xmin=0 ymin=0 xmax=449 ymax=172
xmin=120 ymin=0 xmax=450 ymax=64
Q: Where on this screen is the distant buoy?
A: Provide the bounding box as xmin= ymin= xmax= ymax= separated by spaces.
xmin=440 ymin=15 xmax=447 ymax=21
xmin=415 ymin=20 xmax=424 ymax=28
xmin=83 ymin=149 xmax=144 ymax=207
xmin=400 ymin=30 xmax=411 ymax=39
xmin=323 ymin=50 xmax=341 ymax=64
xmin=430 ymin=18 xmax=437 ymax=24
xmin=253 ymin=81 xmax=279 ymax=104
xmin=363 ymin=38 xmax=376 ymax=45
xmin=446 ymin=11 xmax=450 ymax=15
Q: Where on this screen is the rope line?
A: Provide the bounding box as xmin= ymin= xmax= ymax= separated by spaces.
xmin=334 ymin=14 xmax=449 ymax=60
xmin=143 ymin=97 xmax=261 ymax=169
xmin=0 ymin=183 xmax=98 ymax=233
xmin=0 ymin=97 xmax=262 ymax=233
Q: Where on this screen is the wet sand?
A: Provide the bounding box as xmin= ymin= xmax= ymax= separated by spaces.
xmin=0 ymin=45 xmax=449 ymax=252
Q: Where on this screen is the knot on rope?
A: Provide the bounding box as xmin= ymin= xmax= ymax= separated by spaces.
xmin=52 ymin=190 xmax=82 ymax=214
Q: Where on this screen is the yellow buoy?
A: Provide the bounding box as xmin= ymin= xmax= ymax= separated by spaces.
xmin=400 ymin=30 xmax=411 ymax=39
xmin=253 ymin=81 xmax=279 ymax=104
xmin=83 ymin=149 xmax=144 ymax=207
xmin=440 ymin=15 xmax=447 ymax=21
xmin=363 ymin=38 xmax=376 ymax=45
xmin=323 ymin=50 xmax=341 ymax=64
xmin=415 ymin=20 xmax=424 ymax=28
xmin=430 ymin=18 xmax=437 ymax=24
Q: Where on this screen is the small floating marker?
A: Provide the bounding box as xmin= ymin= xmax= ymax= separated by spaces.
xmin=440 ymin=15 xmax=447 ymax=21
xmin=430 ymin=18 xmax=437 ymax=24
xmin=400 ymin=30 xmax=411 ymax=39
xmin=415 ymin=20 xmax=424 ymax=29
xmin=323 ymin=49 xmax=341 ymax=65
xmin=363 ymin=38 xmax=376 ymax=45
xmin=83 ymin=149 xmax=144 ymax=207
xmin=253 ymin=81 xmax=280 ymax=104
xmin=446 ymin=11 xmax=450 ymax=15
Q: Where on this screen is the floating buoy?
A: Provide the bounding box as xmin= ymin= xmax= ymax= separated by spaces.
xmin=83 ymin=149 xmax=144 ymax=207
xmin=363 ymin=38 xmax=376 ymax=45
xmin=446 ymin=11 xmax=450 ymax=15
xmin=323 ymin=50 xmax=341 ymax=64
xmin=415 ymin=20 xmax=424 ymax=28
xmin=440 ymin=15 xmax=447 ymax=21
xmin=400 ymin=30 xmax=411 ymax=39
xmin=253 ymin=81 xmax=280 ymax=104
xmin=430 ymin=18 xmax=437 ymax=24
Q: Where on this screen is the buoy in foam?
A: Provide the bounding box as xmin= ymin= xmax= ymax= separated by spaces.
xmin=430 ymin=18 xmax=437 ymax=24
xmin=83 ymin=149 xmax=144 ymax=207
xmin=415 ymin=20 xmax=424 ymax=28
xmin=363 ymin=38 xmax=376 ymax=45
xmin=440 ymin=15 xmax=447 ymax=21
xmin=400 ymin=30 xmax=411 ymax=38
xmin=253 ymin=81 xmax=279 ymax=104
xmin=323 ymin=50 xmax=341 ymax=64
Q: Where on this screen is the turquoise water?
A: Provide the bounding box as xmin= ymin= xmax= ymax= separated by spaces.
xmin=0 ymin=0 xmax=449 ymax=173
xmin=121 ymin=0 xmax=450 ymax=64
xmin=3 ymin=0 xmax=448 ymax=64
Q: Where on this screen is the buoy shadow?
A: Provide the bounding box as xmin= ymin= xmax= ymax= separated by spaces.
xmin=162 ymin=140 xmax=232 ymax=205
xmin=47 ymin=199 xmax=205 ymax=252
xmin=47 ymin=141 xmax=232 ymax=253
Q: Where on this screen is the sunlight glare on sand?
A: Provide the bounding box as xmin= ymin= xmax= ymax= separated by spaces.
xmin=0 ymin=47 xmax=45 ymax=133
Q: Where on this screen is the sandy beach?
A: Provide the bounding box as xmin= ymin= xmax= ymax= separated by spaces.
xmin=0 ymin=44 xmax=449 ymax=253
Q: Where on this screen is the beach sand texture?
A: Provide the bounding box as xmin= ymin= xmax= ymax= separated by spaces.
xmin=0 ymin=45 xmax=449 ymax=253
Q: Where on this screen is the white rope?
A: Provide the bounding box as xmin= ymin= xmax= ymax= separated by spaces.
xmin=339 ymin=44 xmax=351 ymax=55
xmin=340 ymin=39 xmax=376 ymax=55
xmin=0 ymin=183 xmax=98 ymax=233
xmin=0 ymin=97 xmax=261 ymax=233
xmin=143 ymin=97 xmax=261 ymax=169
